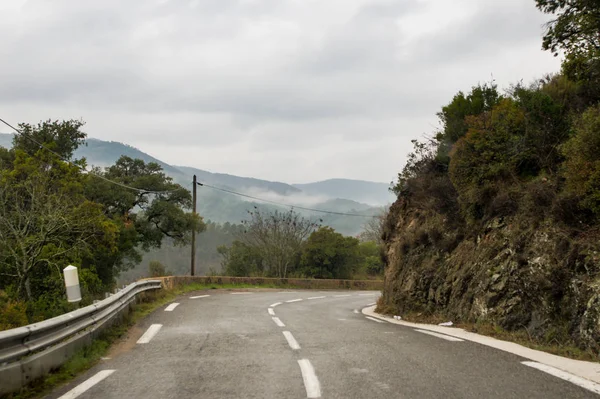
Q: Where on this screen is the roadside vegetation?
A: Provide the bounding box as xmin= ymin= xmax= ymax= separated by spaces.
xmin=380 ymin=0 xmax=600 ymax=354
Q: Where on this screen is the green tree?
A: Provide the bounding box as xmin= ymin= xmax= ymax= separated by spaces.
xmin=13 ymin=119 xmax=86 ymax=160
xmin=358 ymin=241 xmax=384 ymax=276
xmin=535 ymin=0 xmax=600 ymax=57
xmin=218 ymin=241 xmax=264 ymax=277
xmin=299 ymin=227 xmax=360 ymax=279
xmin=84 ymin=156 xmax=205 ymax=285
xmin=148 ymin=260 xmax=167 ymax=277
xmin=561 ymin=104 xmax=600 ymax=218
xmin=0 ymin=149 xmax=118 ymax=301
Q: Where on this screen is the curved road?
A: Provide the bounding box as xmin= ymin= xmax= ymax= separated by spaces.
xmin=46 ymin=289 xmax=598 ymax=399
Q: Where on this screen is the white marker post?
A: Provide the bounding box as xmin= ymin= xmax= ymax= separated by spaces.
xmin=63 ymin=265 xmax=81 ymax=303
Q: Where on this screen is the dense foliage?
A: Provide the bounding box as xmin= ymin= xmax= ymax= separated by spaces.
xmin=217 ymin=209 xmax=384 ymax=279
xmin=0 ymin=121 xmax=202 ymax=327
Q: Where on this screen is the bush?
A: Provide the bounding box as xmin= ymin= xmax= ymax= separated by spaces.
xmin=0 ymin=291 xmax=28 ymax=330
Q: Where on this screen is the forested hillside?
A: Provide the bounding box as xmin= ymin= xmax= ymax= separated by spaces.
xmin=379 ymin=0 xmax=600 ymax=352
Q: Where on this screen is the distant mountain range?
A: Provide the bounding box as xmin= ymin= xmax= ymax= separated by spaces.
xmin=0 ymin=133 xmax=394 ymax=235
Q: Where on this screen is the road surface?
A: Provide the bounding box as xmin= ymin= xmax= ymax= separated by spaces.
xmin=46 ymin=289 xmax=599 ymax=399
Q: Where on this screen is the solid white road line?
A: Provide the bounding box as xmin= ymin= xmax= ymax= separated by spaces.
xmin=231 ymin=292 xmax=253 ymax=295
xmin=137 ymin=324 xmax=163 ymax=344
xmin=298 ymin=359 xmax=322 ymax=398
xmin=366 ymin=316 xmax=386 ymax=323
xmin=271 ymin=302 xmax=282 ymax=307
xmin=283 ymin=331 xmax=301 ymax=350
xmin=333 ymin=294 xmax=351 ymax=297
xmin=272 ymin=317 xmax=285 ymax=327
xmin=415 ymin=329 xmax=464 ymax=342
xmin=190 ymin=294 xmax=210 ymax=299
xmin=359 ymin=293 xmax=376 ymax=296
xmin=268 ymin=308 xmax=275 ymax=316
xmin=164 ymin=303 xmax=179 ymax=312
xmin=307 ymin=296 xmax=326 ymax=300
xmin=58 ymin=370 xmax=116 ymax=399
xmin=367 ymin=302 xmax=377 ymax=306
xmin=522 ymin=361 xmax=600 ymax=395
xmin=286 ymin=298 xmax=303 ymax=303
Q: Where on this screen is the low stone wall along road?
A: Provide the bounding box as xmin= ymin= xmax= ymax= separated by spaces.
xmin=46 ymin=290 xmax=600 ymax=399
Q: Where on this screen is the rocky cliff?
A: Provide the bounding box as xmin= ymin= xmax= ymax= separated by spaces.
xmin=378 ymin=197 xmax=600 ymax=351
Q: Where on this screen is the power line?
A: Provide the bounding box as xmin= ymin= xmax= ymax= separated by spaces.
xmin=198 ymin=182 xmax=380 ymax=219
xmin=0 ymin=118 xmax=183 ymax=195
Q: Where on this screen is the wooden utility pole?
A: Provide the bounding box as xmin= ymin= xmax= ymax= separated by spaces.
xmin=191 ymin=174 xmax=197 ymax=276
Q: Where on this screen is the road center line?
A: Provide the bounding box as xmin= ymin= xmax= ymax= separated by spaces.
xmin=137 ymin=324 xmax=163 ymax=344
xmin=365 ymin=316 xmax=386 ymax=323
xmin=522 ymin=361 xmax=600 ymax=395
xmin=298 ymin=359 xmax=322 ymax=398
xmin=307 ymin=296 xmax=326 ymax=300
xmin=190 ymin=295 xmax=210 ymax=299
xmin=268 ymin=308 xmax=275 ymax=316
xmin=272 ymin=317 xmax=285 ymax=327
xmin=415 ymin=329 xmax=464 ymax=342
xmin=164 ymin=303 xmax=179 ymax=312
xmin=283 ymin=331 xmax=301 ymax=350
xmin=333 ymin=294 xmax=351 ymax=297
xmin=270 ymin=302 xmax=282 ymax=307
xmin=286 ymin=298 xmax=303 ymax=303
xmin=57 ymin=369 xmax=116 ymax=399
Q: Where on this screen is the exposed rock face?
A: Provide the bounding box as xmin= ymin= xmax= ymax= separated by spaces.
xmin=379 ymin=198 xmax=600 ymax=350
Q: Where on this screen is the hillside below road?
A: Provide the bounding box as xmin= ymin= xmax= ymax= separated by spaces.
xmin=45 ymin=290 xmax=599 ymax=399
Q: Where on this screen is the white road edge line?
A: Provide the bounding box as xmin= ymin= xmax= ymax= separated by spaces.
xmin=272 ymin=317 xmax=285 ymax=327
xmin=333 ymin=294 xmax=351 ymax=297
xmin=137 ymin=324 xmax=163 ymax=344
xmin=415 ymin=329 xmax=464 ymax=342
xmin=58 ymin=369 xmax=116 ymax=399
xmin=268 ymin=308 xmax=276 ymax=316
xmin=366 ymin=302 xmax=376 ymax=306
xmin=359 ymin=293 xmax=376 ymax=296
xmin=283 ymin=331 xmax=301 ymax=350
xmin=164 ymin=303 xmax=179 ymax=312
xmin=365 ymin=316 xmax=386 ymax=323
xmin=271 ymin=302 xmax=282 ymax=307
xmin=190 ymin=295 xmax=210 ymax=299
xmin=307 ymin=296 xmax=326 ymax=300
xmin=231 ymin=292 xmax=253 ymax=295
xmin=522 ymin=361 xmax=600 ymax=395
xmin=298 ymin=359 xmax=321 ymax=398
xmin=286 ymin=298 xmax=303 ymax=303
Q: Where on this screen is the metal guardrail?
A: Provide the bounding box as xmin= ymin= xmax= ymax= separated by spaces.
xmin=0 ymin=279 xmax=162 ymax=395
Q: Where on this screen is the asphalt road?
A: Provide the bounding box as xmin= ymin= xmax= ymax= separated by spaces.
xmin=45 ymin=289 xmax=599 ymax=399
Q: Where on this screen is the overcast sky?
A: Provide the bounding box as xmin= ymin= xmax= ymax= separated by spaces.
xmin=0 ymin=0 xmax=560 ymax=184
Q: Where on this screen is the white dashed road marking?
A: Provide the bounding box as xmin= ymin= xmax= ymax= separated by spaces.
xmin=283 ymin=331 xmax=301 ymax=350
xmin=137 ymin=324 xmax=163 ymax=344
xmin=366 ymin=316 xmax=386 ymax=323
xmin=190 ymin=295 xmax=210 ymax=299
xmin=333 ymin=294 xmax=351 ymax=297
xmin=164 ymin=303 xmax=179 ymax=312
xmin=286 ymin=299 xmax=303 ymax=303
xmin=307 ymin=296 xmax=326 ymax=300
xmin=57 ymin=370 xmax=116 ymax=399
xmin=298 ymin=359 xmax=322 ymax=398
xmin=353 ymin=309 xmax=359 ymax=314
xmin=415 ymin=329 xmax=464 ymax=342
xmin=231 ymin=292 xmax=253 ymax=295
xmin=271 ymin=302 xmax=282 ymax=307
xmin=272 ymin=317 xmax=285 ymax=327
xmin=268 ymin=308 xmax=275 ymax=316
xmin=521 ymin=361 xmax=600 ymax=395
xmin=359 ymin=293 xmax=377 ymax=296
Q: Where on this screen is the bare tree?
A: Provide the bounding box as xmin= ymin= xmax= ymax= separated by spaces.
xmin=359 ymin=207 xmax=388 ymax=245
xmin=237 ymin=208 xmax=319 ymax=278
